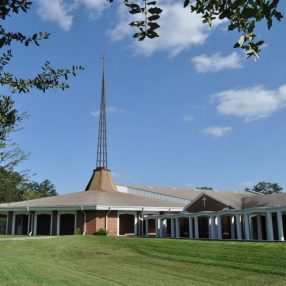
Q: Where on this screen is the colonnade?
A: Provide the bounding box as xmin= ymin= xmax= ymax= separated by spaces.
xmin=144 ymin=209 xmax=286 ymax=241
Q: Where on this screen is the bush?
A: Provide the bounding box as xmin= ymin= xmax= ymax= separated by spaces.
xmin=94 ymin=228 xmax=108 ymax=236
xmin=75 ymin=227 xmax=83 ymax=235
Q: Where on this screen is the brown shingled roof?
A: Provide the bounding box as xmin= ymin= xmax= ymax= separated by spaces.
xmin=242 ymin=193 xmax=286 ymax=209
xmin=0 ymin=190 xmax=184 ymax=210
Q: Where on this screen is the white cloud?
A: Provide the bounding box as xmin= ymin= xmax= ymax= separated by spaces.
xmin=183 ymin=115 xmax=194 ymax=122
xmin=203 ymin=126 xmax=232 ymax=137
xmin=192 ymin=52 xmax=243 ymax=73
xmin=213 ymin=85 xmax=286 ymax=121
xmin=37 ymin=0 xmax=74 ymax=31
xmin=37 ymin=0 xmax=108 ymax=31
xmin=109 ymin=3 xmax=222 ymax=57
xmin=90 ymin=106 xmax=122 ymax=117
xmin=79 ymin=0 xmax=109 ymax=18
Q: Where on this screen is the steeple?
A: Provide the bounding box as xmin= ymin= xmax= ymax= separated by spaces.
xmin=85 ymin=58 xmax=117 ymax=192
xmin=96 ymin=57 xmax=108 ymax=169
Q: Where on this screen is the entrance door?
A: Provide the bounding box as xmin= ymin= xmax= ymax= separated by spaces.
xmin=15 ymin=215 xmax=29 ymax=235
xmin=119 ymin=214 xmax=134 ymax=235
xmin=60 ymin=214 xmax=75 ymax=235
xmin=37 ymin=214 xmax=51 ymax=235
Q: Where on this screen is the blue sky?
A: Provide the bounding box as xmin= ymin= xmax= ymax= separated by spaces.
xmin=5 ymin=0 xmax=286 ymax=194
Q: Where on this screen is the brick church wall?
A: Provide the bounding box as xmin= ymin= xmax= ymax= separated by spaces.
xmin=84 ymin=210 xmax=118 ymax=236
xmin=186 ymin=195 xmax=229 ymax=213
xmin=76 ymin=211 xmax=84 ymax=234
xmin=107 ymin=211 xmax=117 ymax=236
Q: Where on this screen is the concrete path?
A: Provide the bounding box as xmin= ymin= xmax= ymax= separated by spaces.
xmin=0 ymin=236 xmax=57 ymax=241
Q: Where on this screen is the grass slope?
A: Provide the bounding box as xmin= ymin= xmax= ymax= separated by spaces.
xmin=0 ymin=236 xmax=286 ymax=286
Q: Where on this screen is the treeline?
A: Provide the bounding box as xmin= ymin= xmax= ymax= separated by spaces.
xmin=0 ymin=167 xmax=57 ymax=203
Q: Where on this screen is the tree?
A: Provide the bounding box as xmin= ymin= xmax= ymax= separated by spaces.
xmin=0 ymin=1 xmax=83 ymax=94
xmin=0 ymin=167 xmax=58 ymax=203
xmin=245 ymin=181 xmax=283 ymax=195
xmin=0 ymin=94 xmax=26 ymax=169
xmin=0 ymin=166 xmax=26 ymax=203
xmin=197 ymin=186 xmax=213 ymax=190
xmin=110 ymin=0 xmax=283 ymax=59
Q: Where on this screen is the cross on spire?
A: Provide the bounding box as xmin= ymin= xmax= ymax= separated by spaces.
xmin=96 ymin=56 xmax=108 ymax=169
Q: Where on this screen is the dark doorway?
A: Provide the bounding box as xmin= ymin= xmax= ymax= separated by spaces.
xmin=222 ymin=216 xmax=231 ymax=239
xmin=37 ymin=214 xmax=51 ymax=235
xmin=0 ymin=214 xmax=7 ymax=234
xmin=166 ymin=218 xmax=172 ymax=237
xmin=199 ymin=217 xmax=209 ymax=238
xmin=179 ymin=218 xmax=189 ymax=237
xmin=119 ymin=214 xmax=134 ymax=235
xmin=15 ymin=214 xmax=28 ymax=235
xmin=146 ymin=219 xmax=155 ymax=236
xmin=60 ymin=214 xmax=75 ymax=235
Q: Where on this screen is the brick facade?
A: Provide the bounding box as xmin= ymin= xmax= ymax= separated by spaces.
xmin=186 ymin=195 xmax=229 ymax=213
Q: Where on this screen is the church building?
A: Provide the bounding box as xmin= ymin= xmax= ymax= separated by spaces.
xmin=0 ymin=64 xmax=286 ymax=241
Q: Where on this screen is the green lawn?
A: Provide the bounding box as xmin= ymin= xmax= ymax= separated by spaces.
xmin=0 ymin=236 xmax=286 ymax=286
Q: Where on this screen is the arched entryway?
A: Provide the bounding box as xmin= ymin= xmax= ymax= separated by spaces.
xmin=119 ymin=214 xmax=135 ymax=235
xmin=60 ymin=214 xmax=75 ymax=235
xmin=15 ymin=214 xmax=29 ymax=235
xmin=36 ymin=214 xmax=51 ymax=235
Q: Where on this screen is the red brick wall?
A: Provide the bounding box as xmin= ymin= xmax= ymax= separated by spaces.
xmin=76 ymin=211 xmax=84 ymax=234
xmin=186 ymin=195 xmax=229 ymax=213
xmin=107 ymin=211 xmax=117 ymax=236
xmin=81 ymin=210 xmax=119 ymax=236
xmin=95 ymin=210 xmax=106 ymax=231
xmin=86 ymin=210 xmax=97 ymax=234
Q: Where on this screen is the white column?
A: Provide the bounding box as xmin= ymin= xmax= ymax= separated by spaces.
xmin=235 ymin=214 xmax=242 ymax=240
xmin=175 ymin=217 xmax=180 ymax=238
xmin=155 ymin=218 xmax=159 ymax=237
xmin=217 ymin=215 xmax=222 ymax=240
xmin=162 ymin=219 xmax=167 ymax=237
xmin=171 ymin=218 xmax=174 ymax=238
xmin=194 ymin=217 xmax=199 ymax=239
xmin=266 ymin=211 xmax=274 ymax=241
xmin=189 ymin=217 xmax=193 ymax=239
xmin=249 ymin=215 xmax=253 ymax=240
xmin=257 ymin=215 xmax=262 ymax=240
xmin=277 ymin=211 xmax=284 ymax=241
xmin=159 ymin=218 xmax=163 ymax=238
xmin=27 ymin=213 xmax=31 ymax=236
xmin=12 ymin=213 xmax=15 ymax=235
xmin=210 ymin=216 xmax=216 ymax=239
xmin=145 ymin=219 xmax=149 ymax=237
xmin=230 ymin=216 xmax=235 ymax=239
xmin=244 ymin=213 xmax=250 ymax=240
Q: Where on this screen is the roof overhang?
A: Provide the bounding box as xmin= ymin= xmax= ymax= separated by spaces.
xmin=0 ymin=205 xmax=183 ymax=213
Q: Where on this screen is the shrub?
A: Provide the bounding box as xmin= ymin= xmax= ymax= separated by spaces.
xmin=94 ymin=228 xmax=108 ymax=236
xmin=76 ymin=227 xmax=83 ymax=235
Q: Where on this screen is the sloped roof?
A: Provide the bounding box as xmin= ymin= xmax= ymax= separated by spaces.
xmin=0 ymin=190 xmax=184 ymax=210
xmin=242 ymin=193 xmax=286 ymax=209
xmin=126 ymin=185 xmax=215 ymax=200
